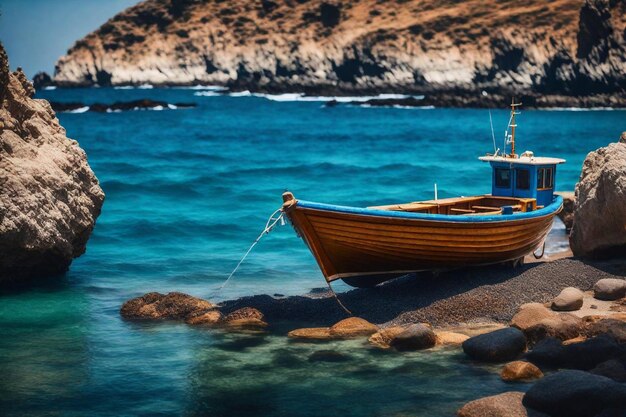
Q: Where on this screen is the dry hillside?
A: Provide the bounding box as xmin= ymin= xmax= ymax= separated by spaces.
xmin=52 ymin=0 xmax=626 ymax=105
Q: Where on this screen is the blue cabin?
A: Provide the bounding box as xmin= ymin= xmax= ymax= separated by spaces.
xmin=479 ymin=153 xmax=565 ymax=208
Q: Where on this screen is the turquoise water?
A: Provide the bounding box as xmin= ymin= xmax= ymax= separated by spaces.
xmin=1 ymin=88 xmax=623 ymax=416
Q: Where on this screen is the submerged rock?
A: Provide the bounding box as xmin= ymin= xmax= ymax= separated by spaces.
xmin=0 ymin=42 xmax=104 ymax=285
xmin=522 ymin=370 xmax=626 ymax=417
xmin=570 ymin=134 xmax=626 ymax=258
xmin=368 ymin=326 xmax=406 ymax=349
xmin=462 ymin=328 xmax=526 ymax=362
xmin=593 ymin=278 xmax=626 ymax=301
xmin=389 ymin=324 xmax=437 ymax=351
xmin=457 ymin=391 xmax=527 ymax=417
xmin=288 ymin=327 xmax=332 ymax=340
xmin=551 ymin=287 xmax=584 ymax=311
xmin=120 ymin=292 xmax=215 ymax=320
xmin=500 ymin=361 xmax=543 ymax=382
xmin=185 ymin=309 xmax=223 ymax=325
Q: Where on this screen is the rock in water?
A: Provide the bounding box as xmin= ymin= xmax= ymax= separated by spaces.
xmin=593 ymin=278 xmax=626 ymax=300
xmin=551 ymin=287 xmax=584 ymax=311
xmin=328 ymin=317 xmax=379 ymax=338
xmin=0 ymin=42 xmax=104 ymax=285
xmin=522 ymin=370 xmax=626 ymax=417
xmin=462 ymin=328 xmax=527 ymax=362
xmin=120 ymin=292 xmax=215 ymax=320
xmin=500 ymin=361 xmax=543 ymax=382
xmin=570 ymin=134 xmax=626 ymax=258
xmin=223 ymin=307 xmax=268 ymax=328
xmin=389 ymin=324 xmax=437 ymax=351
xmin=457 ymin=391 xmax=528 ymax=417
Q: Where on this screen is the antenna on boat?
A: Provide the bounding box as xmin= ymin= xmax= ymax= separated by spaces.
xmin=505 ymin=97 xmax=522 ymax=157
xmin=488 ymin=109 xmax=497 ymax=154
xmin=434 ymin=183 xmax=438 ymax=201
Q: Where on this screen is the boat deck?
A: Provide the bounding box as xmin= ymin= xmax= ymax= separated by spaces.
xmin=369 ymin=195 xmax=538 ymax=216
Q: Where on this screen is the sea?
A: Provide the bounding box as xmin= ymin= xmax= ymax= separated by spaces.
xmin=1 ymin=87 xmax=623 ymax=416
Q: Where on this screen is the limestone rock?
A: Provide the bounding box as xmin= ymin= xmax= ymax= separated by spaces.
xmin=288 ymin=327 xmax=332 ymax=340
xmin=522 ymin=370 xmax=626 ymax=417
xmin=328 ymin=317 xmax=378 ymax=338
xmin=368 ymin=326 xmax=406 ymax=349
xmin=584 ymin=316 xmax=626 ymax=343
xmin=462 ymin=328 xmax=527 ymax=362
xmin=185 ymin=309 xmax=223 ymax=325
xmin=570 ymin=137 xmax=626 ymax=258
xmin=500 ymin=361 xmax=543 ymax=381
xmin=593 ymin=278 xmax=626 ymax=300
xmin=389 ymin=324 xmax=437 ymax=351
xmin=524 ymin=313 xmax=583 ymax=344
xmin=223 ymin=307 xmax=267 ymax=328
xmin=551 ymin=287 xmax=584 ymax=311
xmin=435 ymin=331 xmax=470 ymax=346
xmin=511 ymin=303 xmax=555 ymax=331
xmin=457 ymin=391 xmax=527 ymax=417
xmin=0 ymin=42 xmax=104 ymax=285
xmin=120 ymin=292 xmax=215 ymax=320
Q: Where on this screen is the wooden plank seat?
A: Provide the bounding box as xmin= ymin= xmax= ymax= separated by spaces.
xmin=471 ymin=205 xmax=503 ymax=212
xmin=450 ymin=208 xmax=475 ymax=214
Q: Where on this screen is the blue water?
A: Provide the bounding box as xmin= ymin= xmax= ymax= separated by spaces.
xmin=1 ymin=88 xmax=623 ymax=416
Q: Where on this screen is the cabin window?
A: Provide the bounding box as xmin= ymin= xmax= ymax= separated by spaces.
xmin=537 ymin=167 xmax=554 ymax=189
xmin=516 ymin=169 xmax=530 ymax=190
xmin=495 ymin=168 xmax=511 ymax=188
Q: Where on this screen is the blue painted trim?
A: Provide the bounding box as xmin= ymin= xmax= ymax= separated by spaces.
xmin=296 ymin=195 xmax=563 ymax=223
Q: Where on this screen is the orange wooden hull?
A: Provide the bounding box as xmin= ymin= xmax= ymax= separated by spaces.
xmin=283 ymin=196 xmax=561 ymax=284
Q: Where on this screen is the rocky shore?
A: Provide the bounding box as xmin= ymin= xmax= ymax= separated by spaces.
xmin=44 ymin=0 xmax=625 ymax=108
xmin=0 ymin=43 xmax=104 ymax=286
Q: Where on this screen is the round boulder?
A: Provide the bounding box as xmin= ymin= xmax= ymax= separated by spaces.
xmin=120 ymin=292 xmax=214 ymax=320
xmin=593 ymin=278 xmax=626 ymax=301
xmin=522 ymin=370 xmax=626 ymax=417
xmin=524 ymin=313 xmax=583 ymax=344
xmin=457 ymin=391 xmax=527 ymax=417
xmin=510 ymin=303 xmax=555 ymax=331
xmin=500 ymin=360 xmax=543 ymax=381
xmin=551 ymin=287 xmax=584 ymax=311
xmin=389 ymin=324 xmax=437 ymax=351
xmin=462 ymin=327 xmax=527 ymax=362
xmin=328 ymin=317 xmax=379 ymax=338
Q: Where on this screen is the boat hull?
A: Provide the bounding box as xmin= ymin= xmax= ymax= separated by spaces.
xmin=283 ymin=195 xmax=562 ymax=284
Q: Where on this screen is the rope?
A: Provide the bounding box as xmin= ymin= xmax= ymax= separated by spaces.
xmin=212 ymin=208 xmax=284 ymax=295
xmin=326 ymin=281 xmax=353 ymax=316
xmin=533 ymin=241 xmax=546 ymax=259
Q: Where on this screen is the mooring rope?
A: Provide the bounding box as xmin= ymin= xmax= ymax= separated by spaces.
xmin=326 ymin=281 xmax=353 ymax=316
xmin=212 ymin=208 xmax=285 ymax=296
xmin=533 ymin=241 xmax=546 ymax=259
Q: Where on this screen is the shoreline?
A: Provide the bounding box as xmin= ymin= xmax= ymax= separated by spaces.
xmin=35 ymin=84 xmax=626 ymax=110
xmin=216 ymin=257 xmax=625 ymax=330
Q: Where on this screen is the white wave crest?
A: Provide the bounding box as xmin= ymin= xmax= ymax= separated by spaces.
xmin=67 ymin=106 xmax=90 ymax=113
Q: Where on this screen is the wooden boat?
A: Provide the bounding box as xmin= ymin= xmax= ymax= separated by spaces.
xmin=282 ymin=101 xmax=565 ymax=287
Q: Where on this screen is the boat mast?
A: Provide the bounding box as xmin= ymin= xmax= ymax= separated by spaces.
xmin=509 ymin=98 xmax=522 ymax=157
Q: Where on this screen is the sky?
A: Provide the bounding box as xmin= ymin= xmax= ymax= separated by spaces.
xmin=0 ymin=0 xmax=139 ymax=78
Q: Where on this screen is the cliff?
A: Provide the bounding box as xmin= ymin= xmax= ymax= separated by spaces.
xmin=0 ymin=43 xmax=104 ymax=286
xmin=52 ymin=0 xmax=626 ymax=105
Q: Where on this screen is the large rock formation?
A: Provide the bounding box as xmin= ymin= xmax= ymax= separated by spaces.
xmin=569 ymin=133 xmax=626 ymax=258
xmin=51 ymin=0 xmax=626 ymax=106
xmin=0 ymin=42 xmax=104 ymax=285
